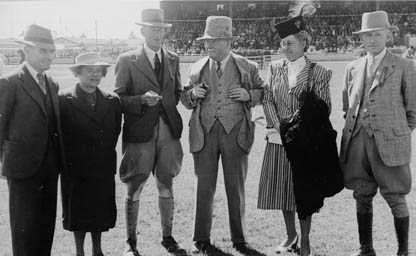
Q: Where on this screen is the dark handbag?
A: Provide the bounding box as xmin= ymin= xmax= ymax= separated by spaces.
xmin=279 ymin=62 xmax=344 ymax=219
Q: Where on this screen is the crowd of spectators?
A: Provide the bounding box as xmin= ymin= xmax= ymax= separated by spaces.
xmin=2 ymin=1 xmax=416 ymax=63
xmin=163 ymin=1 xmax=416 ymax=55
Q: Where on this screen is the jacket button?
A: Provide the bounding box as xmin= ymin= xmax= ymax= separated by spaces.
xmin=53 ymin=133 xmax=58 ymax=137
xmin=349 ymin=129 xmax=352 ymax=133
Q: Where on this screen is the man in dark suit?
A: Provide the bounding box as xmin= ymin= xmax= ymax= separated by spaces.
xmin=0 ymin=24 xmax=65 ymax=256
xmin=114 ymin=9 xmax=184 ymax=256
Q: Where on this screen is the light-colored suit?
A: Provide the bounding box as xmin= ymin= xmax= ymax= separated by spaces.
xmin=340 ymin=51 xmax=416 ymax=167
xmin=182 ymin=53 xmax=264 ymax=154
xmin=341 ymin=50 xmax=416 ymax=217
xmin=182 ymin=53 xmax=265 ymax=243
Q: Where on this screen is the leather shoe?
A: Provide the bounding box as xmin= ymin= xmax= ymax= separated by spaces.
xmin=192 ymin=241 xmax=217 ymax=255
xmin=275 ymin=235 xmax=299 ymax=254
xmin=161 ymin=236 xmax=186 ymax=254
xmin=233 ymin=242 xmax=256 ymax=255
xmin=350 ymin=247 xmax=376 ymax=256
xmin=123 ymin=248 xmax=140 ymax=256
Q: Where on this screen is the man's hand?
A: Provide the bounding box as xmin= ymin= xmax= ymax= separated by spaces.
xmin=141 ymin=90 xmax=162 ymax=106
xmin=191 ymin=83 xmax=208 ymax=100
xmin=229 ymin=88 xmax=250 ymax=102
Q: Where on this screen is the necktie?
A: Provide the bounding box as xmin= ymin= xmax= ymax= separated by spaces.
xmin=216 ymin=61 xmax=223 ymax=78
xmin=37 ymin=73 xmax=46 ymax=95
xmin=154 ymin=53 xmax=161 ymax=77
xmin=369 ymin=57 xmax=376 ymax=75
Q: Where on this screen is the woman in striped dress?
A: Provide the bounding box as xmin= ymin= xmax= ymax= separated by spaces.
xmin=257 ymin=16 xmax=332 ymax=256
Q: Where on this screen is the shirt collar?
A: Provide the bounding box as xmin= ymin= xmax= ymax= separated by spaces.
xmin=287 ymin=56 xmax=306 ymax=72
xmin=144 ymin=44 xmax=162 ymax=61
xmin=366 ymin=47 xmax=387 ymax=67
xmin=211 ymin=53 xmax=231 ymax=70
xmin=24 ymin=61 xmax=43 ymax=84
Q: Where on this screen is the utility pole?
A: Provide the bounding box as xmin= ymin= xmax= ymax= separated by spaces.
xmin=229 ymin=0 xmax=233 ymax=18
xmin=95 ymin=20 xmax=98 ymax=51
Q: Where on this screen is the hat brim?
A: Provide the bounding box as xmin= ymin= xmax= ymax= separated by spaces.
xmin=69 ymin=62 xmax=111 ymax=71
xmin=353 ymin=25 xmax=399 ymax=34
xmin=196 ymin=35 xmax=239 ymax=41
xmin=135 ymin=22 xmax=172 ymax=28
xmin=15 ymin=39 xmax=56 ymax=50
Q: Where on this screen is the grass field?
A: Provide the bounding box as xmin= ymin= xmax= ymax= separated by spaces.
xmin=0 ymin=61 xmax=415 ymax=256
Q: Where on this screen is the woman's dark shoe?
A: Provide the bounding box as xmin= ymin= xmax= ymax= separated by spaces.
xmin=161 ymin=236 xmax=186 ymax=254
xmin=275 ymin=234 xmax=299 ymax=254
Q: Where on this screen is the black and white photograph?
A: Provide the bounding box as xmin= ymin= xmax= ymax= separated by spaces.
xmin=0 ymin=0 xmax=415 ymax=255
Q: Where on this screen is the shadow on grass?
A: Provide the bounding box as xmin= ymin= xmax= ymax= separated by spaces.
xmin=234 ymin=246 xmax=268 ymax=256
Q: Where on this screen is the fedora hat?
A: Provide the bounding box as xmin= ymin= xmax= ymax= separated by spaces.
xmin=69 ymin=52 xmax=110 ymax=72
xmin=353 ymin=11 xmax=399 ymax=34
xmin=136 ymin=8 xmax=172 ymax=28
xmin=197 ymin=16 xmax=237 ymax=41
xmin=16 ymin=24 xmax=55 ymax=50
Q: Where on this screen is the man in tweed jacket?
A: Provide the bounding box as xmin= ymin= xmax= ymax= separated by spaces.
xmin=181 ymin=16 xmax=264 ymax=255
xmin=340 ymin=11 xmax=416 ymax=256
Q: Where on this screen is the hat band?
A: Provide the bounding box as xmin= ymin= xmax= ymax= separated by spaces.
xmin=24 ymin=35 xmax=54 ymax=45
xmin=142 ymin=19 xmax=165 ymax=23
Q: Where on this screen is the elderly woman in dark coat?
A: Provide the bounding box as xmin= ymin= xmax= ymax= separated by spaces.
xmin=59 ymin=52 xmax=121 ymax=256
xmin=257 ymin=16 xmax=337 ymax=256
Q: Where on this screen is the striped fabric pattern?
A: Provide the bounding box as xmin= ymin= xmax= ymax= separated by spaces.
xmin=263 ymin=57 xmax=332 ymax=129
xmin=257 ymin=56 xmax=332 ymax=210
xmin=258 ymin=143 xmax=296 ymax=210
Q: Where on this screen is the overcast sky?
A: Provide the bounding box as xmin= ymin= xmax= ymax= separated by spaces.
xmin=0 ymin=0 xmax=159 ymax=39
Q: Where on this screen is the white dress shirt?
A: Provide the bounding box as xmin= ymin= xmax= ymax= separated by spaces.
xmin=287 ymin=56 xmax=306 ymax=89
xmin=366 ymin=47 xmax=387 ymax=76
xmin=210 ymin=53 xmax=231 ymax=72
xmin=144 ymin=44 xmax=162 ymax=70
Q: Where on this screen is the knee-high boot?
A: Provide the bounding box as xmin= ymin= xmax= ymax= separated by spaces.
xmin=158 ymin=197 xmax=174 ymax=238
xmin=394 ymin=216 xmax=409 ymax=256
xmin=350 ymin=212 xmax=376 ymax=256
xmin=125 ymin=198 xmax=140 ymax=254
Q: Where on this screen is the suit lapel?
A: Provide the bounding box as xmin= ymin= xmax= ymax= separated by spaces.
xmin=45 ymin=74 xmax=61 ymax=124
xmin=69 ymin=85 xmax=102 ymax=125
xmin=369 ymin=51 xmax=395 ymax=94
xmin=131 ymin=46 xmax=160 ymax=91
xmin=349 ymin=57 xmax=366 ymax=110
xmin=161 ymin=49 xmax=174 ymax=91
xmin=20 ymin=66 xmax=47 ymax=117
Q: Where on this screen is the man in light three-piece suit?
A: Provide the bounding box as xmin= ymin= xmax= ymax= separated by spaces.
xmin=181 ymin=16 xmax=265 ymax=255
xmin=114 ymin=8 xmax=184 ymax=256
xmin=341 ymin=11 xmax=416 ymax=256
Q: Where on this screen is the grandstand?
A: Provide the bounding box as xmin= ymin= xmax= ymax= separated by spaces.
xmin=2 ymin=1 xmax=416 ymax=66
xmin=161 ymin=0 xmax=416 ymax=56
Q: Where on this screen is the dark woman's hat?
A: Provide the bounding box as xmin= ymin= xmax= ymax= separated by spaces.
xmin=275 ymin=16 xmax=306 ymax=39
xmin=15 ymin=24 xmax=55 ymax=50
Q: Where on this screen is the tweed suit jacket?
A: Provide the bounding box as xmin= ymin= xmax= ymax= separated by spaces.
xmin=0 ymin=65 xmax=65 ymax=179
xmin=114 ymin=46 xmax=183 ymax=143
xmin=340 ymin=51 xmax=416 ymax=167
xmin=181 ymin=53 xmax=265 ymax=153
xmin=263 ymin=57 xmax=332 ymax=130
